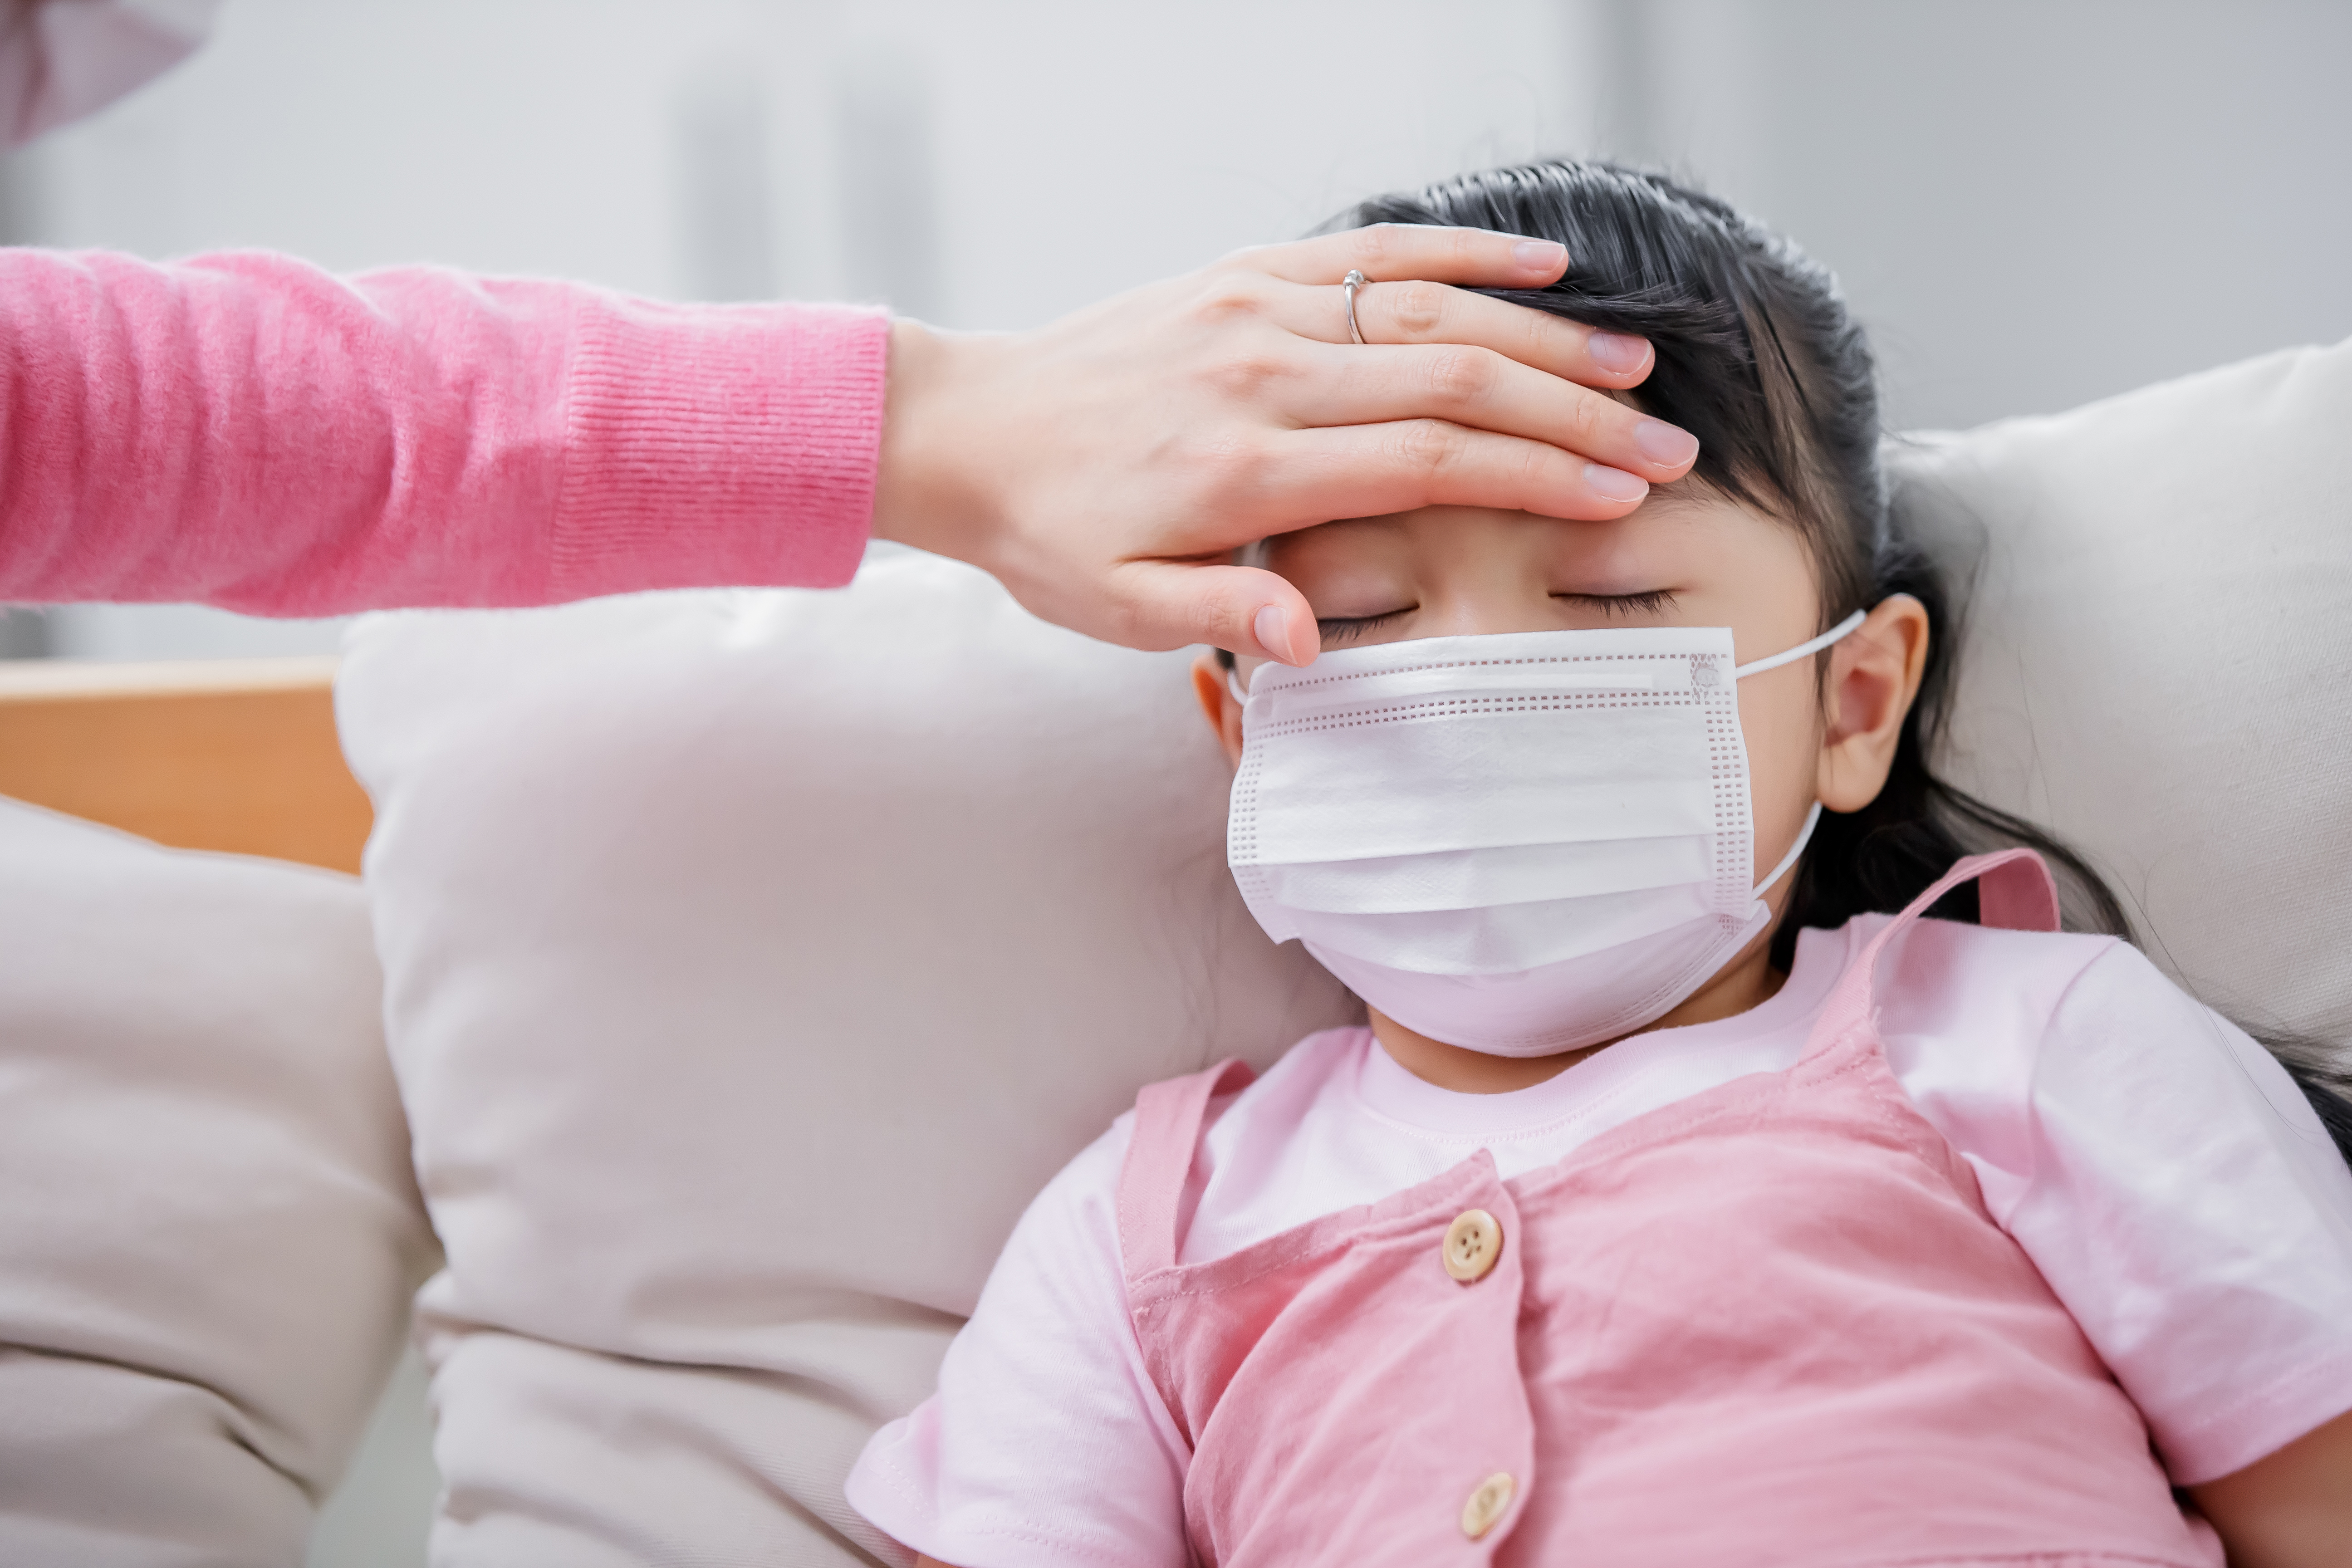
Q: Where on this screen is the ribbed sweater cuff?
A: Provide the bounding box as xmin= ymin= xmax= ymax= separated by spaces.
xmin=551 ymin=300 xmax=888 ymax=599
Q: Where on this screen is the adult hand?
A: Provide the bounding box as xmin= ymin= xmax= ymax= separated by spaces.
xmin=871 ymin=224 xmax=1699 ymax=666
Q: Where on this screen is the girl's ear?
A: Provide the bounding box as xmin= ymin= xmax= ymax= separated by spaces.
xmin=1816 ymin=594 xmax=1931 ymax=813
xmin=1191 ymin=652 xmax=1247 ymax=766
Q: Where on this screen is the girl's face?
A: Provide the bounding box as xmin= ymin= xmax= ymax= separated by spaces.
xmin=1193 ymin=490 xmax=1931 ymax=1085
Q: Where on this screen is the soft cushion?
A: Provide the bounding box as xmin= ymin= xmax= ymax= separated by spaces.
xmin=0 ymin=800 xmax=437 ymax=1568
xmin=335 ymin=549 xmax=1358 ymax=1566
xmin=1891 ymin=336 xmax=2352 ymax=1038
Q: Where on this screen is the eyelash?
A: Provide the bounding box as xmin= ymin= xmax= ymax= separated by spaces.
xmin=1555 ymin=589 xmax=1679 ymax=618
xmin=1317 ymin=609 xmax=1411 ymax=646
xmin=1317 ymin=591 xmax=1678 ymax=645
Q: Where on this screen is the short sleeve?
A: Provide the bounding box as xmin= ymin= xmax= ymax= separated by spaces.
xmin=844 ymin=1118 xmax=1192 ymax=1568
xmin=1960 ymin=941 xmax=2352 ymax=1484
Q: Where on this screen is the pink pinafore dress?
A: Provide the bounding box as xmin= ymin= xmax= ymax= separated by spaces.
xmin=1115 ymin=851 xmax=2226 ymax=1568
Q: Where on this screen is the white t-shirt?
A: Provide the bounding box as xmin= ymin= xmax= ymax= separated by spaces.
xmin=847 ymin=917 xmax=2352 ymax=1568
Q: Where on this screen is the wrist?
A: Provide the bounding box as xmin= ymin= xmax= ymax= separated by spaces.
xmin=871 ymin=318 xmax=1008 ymax=565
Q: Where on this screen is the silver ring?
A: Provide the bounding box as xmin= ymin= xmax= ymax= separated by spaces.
xmin=1341 ymin=269 xmax=1369 ymax=344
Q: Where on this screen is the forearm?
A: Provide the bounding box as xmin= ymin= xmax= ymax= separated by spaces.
xmin=2190 ymin=1406 xmax=2352 ymax=1568
xmin=0 ymin=249 xmax=885 ymax=614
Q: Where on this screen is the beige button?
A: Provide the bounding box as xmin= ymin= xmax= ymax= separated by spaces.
xmin=1441 ymin=1208 xmax=1504 ymax=1282
xmin=1460 ymin=1471 xmax=1516 ymax=1539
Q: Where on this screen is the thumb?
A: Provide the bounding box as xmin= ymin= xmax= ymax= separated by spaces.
xmin=1115 ymin=561 xmax=1318 ymax=664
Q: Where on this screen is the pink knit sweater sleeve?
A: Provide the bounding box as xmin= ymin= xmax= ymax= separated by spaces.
xmin=0 ymin=248 xmax=887 ymax=614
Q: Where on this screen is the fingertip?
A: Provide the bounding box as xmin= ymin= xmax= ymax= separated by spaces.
xmin=1586 ymin=330 xmax=1651 ymax=379
xmin=1510 ymin=238 xmax=1569 ymax=280
xmin=1252 ymin=600 xmax=1318 ymax=666
xmin=1584 ymin=463 xmax=1650 ymax=508
xmin=1632 ymin=418 xmax=1700 ymax=473
xmin=1252 ymin=604 xmax=1292 ymax=665
xmin=1164 ymin=563 xmax=1314 ymax=662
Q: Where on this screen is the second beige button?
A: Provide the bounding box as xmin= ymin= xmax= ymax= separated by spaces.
xmin=1441 ymin=1208 xmax=1504 ymax=1282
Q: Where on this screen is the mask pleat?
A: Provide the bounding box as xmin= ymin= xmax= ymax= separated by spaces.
xmin=1290 ymin=882 xmax=1721 ymax=975
xmin=1247 ymin=834 xmax=1715 ymax=915
xmin=1240 ymin=706 xmax=1720 ymax=862
xmin=1253 ymin=653 xmax=1677 ymax=725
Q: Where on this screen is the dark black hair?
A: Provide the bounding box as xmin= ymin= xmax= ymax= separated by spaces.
xmin=1289 ymin=158 xmax=2352 ymax=1159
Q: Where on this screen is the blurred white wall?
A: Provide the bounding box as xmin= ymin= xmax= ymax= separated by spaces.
xmin=9 ymin=0 xmax=2348 ymax=660
xmin=1614 ymin=0 xmax=2352 ymax=431
xmin=6 ymin=0 xmax=1591 ymax=658
xmin=5 ymin=0 xmax=2349 ymax=659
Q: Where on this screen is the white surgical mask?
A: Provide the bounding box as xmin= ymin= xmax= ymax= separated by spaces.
xmin=1226 ymin=612 xmax=1866 ymax=1056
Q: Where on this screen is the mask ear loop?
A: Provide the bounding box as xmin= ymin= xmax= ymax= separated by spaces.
xmin=1227 ymin=665 xmax=1252 ymax=705
xmin=1733 ymin=610 xmax=1862 ymax=900
xmin=1753 ymin=801 xmax=1823 ymax=897
xmin=1732 ymin=608 xmax=1868 ymax=680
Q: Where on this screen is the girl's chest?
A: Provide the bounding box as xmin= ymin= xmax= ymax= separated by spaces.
xmin=1126 ymin=1055 xmax=2210 ymax=1568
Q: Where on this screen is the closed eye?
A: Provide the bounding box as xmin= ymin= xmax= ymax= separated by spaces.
xmin=1317 ymin=607 xmax=1413 ymax=646
xmin=1552 ymin=589 xmax=1680 ymax=618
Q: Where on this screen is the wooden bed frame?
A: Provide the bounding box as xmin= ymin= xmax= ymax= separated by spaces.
xmin=0 ymin=656 xmax=371 ymax=873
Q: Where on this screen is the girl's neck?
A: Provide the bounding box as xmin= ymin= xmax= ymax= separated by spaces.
xmin=1369 ymin=931 xmax=1790 ymax=1095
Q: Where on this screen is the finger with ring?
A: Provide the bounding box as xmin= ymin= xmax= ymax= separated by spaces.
xmin=1267 ymin=276 xmax=1659 ymax=389
xmin=1342 ymin=269 xmax=1370 ymax=345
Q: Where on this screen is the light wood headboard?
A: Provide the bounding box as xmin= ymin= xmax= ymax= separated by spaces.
xmin=0 ymin=657 xmax=372 ymax=874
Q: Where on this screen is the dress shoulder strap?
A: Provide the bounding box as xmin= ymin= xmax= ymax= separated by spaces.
xmin=1115 ymin=1057 xmax=1257 ymax=1281
xmin=1806 ymin=848 xmax=2061 ymax=1054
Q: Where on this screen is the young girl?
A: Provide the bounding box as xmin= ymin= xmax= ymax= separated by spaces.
xmin=844 ymin=162 xmax=2352 ymax=1568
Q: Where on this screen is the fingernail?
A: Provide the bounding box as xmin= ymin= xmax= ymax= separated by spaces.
xmin=1587 ymin=330 xmax=1649 ymax=375
xmin=1585 ymin=463 xmax=1650 ymax=505
xmin=1634 ymin=417 xmax=1700 ymax=469
xmin=1254 ymin=604 xmax=1295 ymax=664
xmin=1511 ymin=238 xmax=1568 ymax=272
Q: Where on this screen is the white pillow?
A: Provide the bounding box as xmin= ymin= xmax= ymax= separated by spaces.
xmin=1890 ymin=335 xmax=2352 ymax=1039
xmin=336 ymin=549 xmax=1359 ymax=1566
xmin=0 ymin=801 xmax=437 ymax=1568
